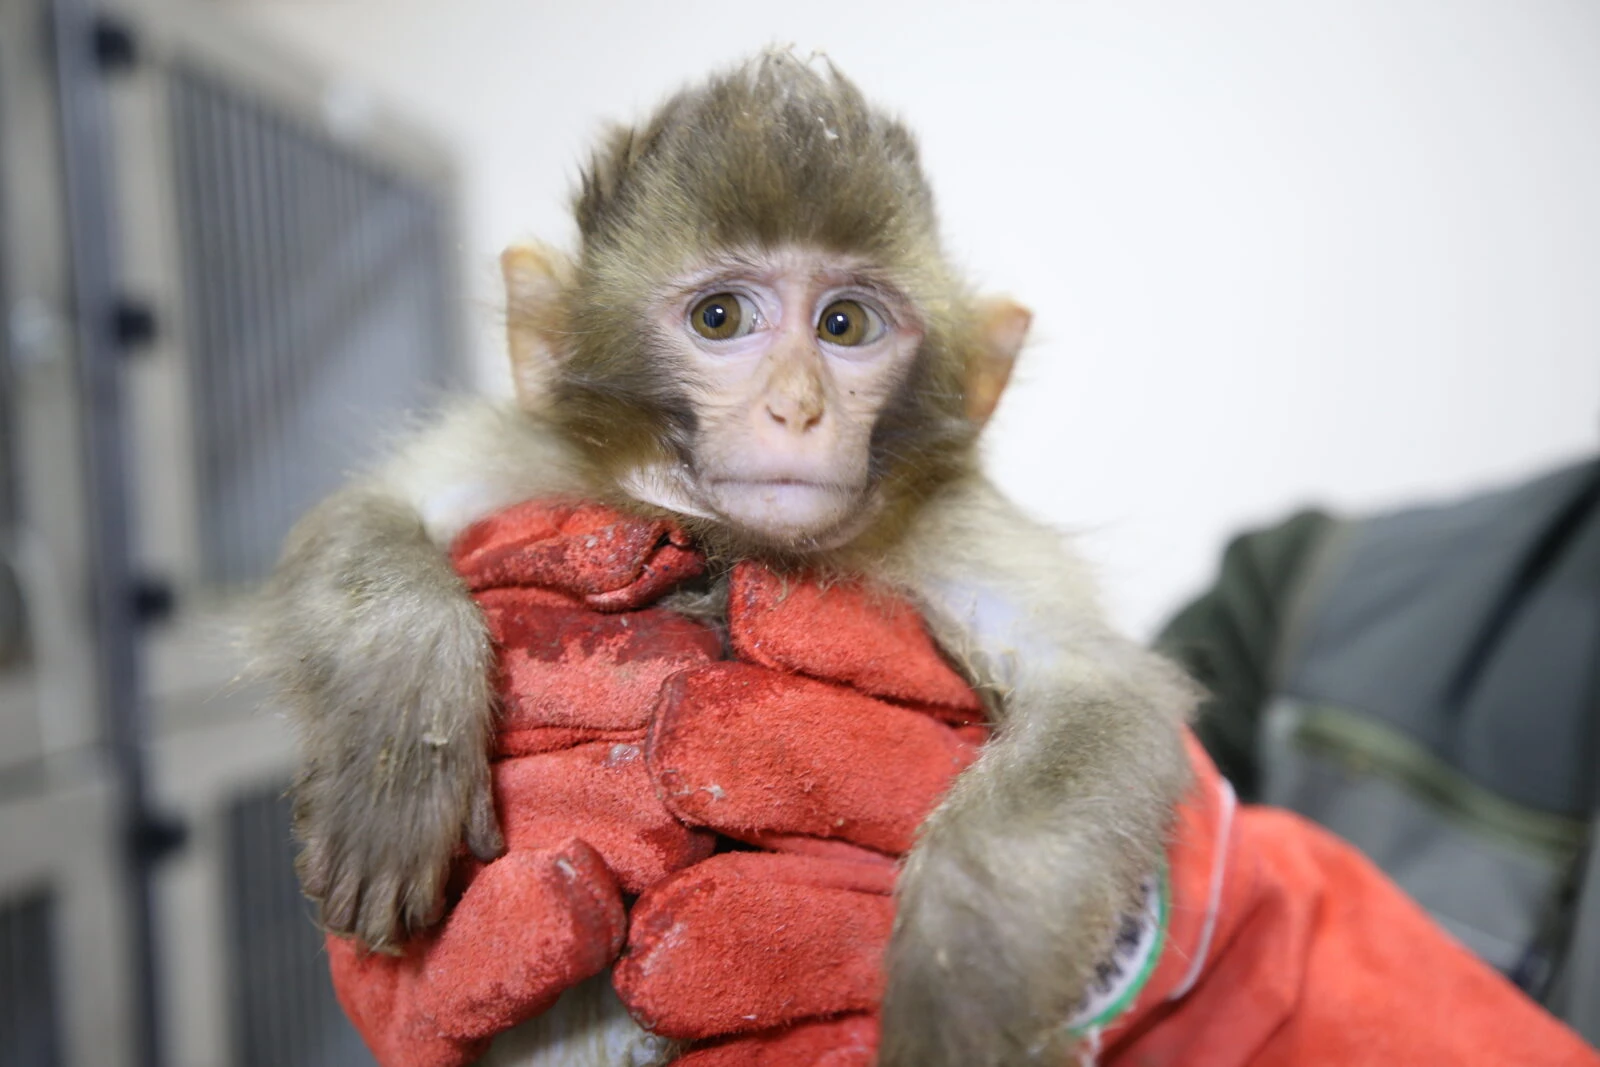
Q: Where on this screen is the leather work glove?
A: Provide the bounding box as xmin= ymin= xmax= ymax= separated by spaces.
xmin=619 ymin=852 xmax=895 ymax=1066
xmin=617 ymin=559 xmax=1600 ymax=1067
xmin=323 ymin=501 xmax=1600 ymax=1067
xmin=613 ymin=562 xmax=991 ymax=1062
xmin=326 ymin=501 xmax=718 ymax=1067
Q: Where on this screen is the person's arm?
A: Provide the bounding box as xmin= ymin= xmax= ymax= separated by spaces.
xmin=1154 ymin=509 xmax=1337 ymax=799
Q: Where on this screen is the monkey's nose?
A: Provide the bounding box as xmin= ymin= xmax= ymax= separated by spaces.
xmin=765 ymin=400 xmax=824 ymax=433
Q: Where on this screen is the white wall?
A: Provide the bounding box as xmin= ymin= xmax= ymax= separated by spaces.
xmin=232 ymin=0 xmax=1600 ymax=636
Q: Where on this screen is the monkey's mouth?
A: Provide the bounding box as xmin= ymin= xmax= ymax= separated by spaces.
xmin=704 ymin=477 xmax=866 ymax=542
xmin=618 ymin=459 xmax=874 ymax=548
xmin=713 ymin=477 xmax=835 ymax=490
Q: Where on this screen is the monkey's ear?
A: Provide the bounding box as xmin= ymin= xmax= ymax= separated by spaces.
xmin=501 ymin=242 xmax=572 ymax=410
xmin=965 ymin=298 xmax=1032 ymax=425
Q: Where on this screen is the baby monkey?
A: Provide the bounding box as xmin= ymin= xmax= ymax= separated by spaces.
xmin=257 ymin=52 xmax=1195 ymax=1066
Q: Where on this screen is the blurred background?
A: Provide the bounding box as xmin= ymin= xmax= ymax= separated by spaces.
xmin=0 ymin=1 xmax=1595 ymax=1065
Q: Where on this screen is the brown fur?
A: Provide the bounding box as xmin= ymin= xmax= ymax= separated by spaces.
xmin=253 ymin=50 xmax=1197 ymax=1065
xmin=876 ymin=476 xmax=1195 ymax=1064
xmin=553 ymin=52 xmax=979 ymax=555
xmin=253 ymin=488 xmax=503 ymax=950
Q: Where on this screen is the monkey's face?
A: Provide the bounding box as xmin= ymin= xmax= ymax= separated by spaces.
xmin=623 ymin=246 xmax=924 ymax=549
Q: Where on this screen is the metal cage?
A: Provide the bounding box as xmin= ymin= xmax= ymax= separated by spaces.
xmin=0 ymin=0 xmax=465 ymax=1063
xmin=0 ymin=890 xmax=66 ymax=1067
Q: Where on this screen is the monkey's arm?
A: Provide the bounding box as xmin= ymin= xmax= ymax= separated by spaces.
xmin=252 ymin=402 xmax=582 ymax=949
xmin=878 ymin=476 xmax=1196 ymax=1066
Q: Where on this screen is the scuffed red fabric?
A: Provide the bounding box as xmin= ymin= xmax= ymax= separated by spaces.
xmin=491 ymin=744 xmax=709 ymax=895
xmin=617 ymin=567 xmax=989 ymax=1062
xmin=484 ymin=601 xmax=721 ymax=754
xmin=616 ymin=852 xmax=895 ymax=1039
xmin=451 ymin=499 xmax=703 ymax=609
xmin=625 ymin=734 xmax=1600 ymax=1065
xmin=325 ymin=499 xmax=1600 ymax=1067
xmin=324 ymin=502 xmax=717 ymax=1067
xmin=327 ymin=840 xmax=624 ymax=1067
xmin=623 ymin=534 xmax=1600 ymax=1066
xmin=1098 ymin=741 xmax=1600 ymax=1067
xmin=648 ymin=663 xmax=980 ymax=856
xmin=727 ymin=562 xmax=983 ymax=718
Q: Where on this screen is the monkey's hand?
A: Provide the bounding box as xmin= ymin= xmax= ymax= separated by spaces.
xmin=861 ymin=478 xmax=1197 ymax=1065
xmin=256 ymin=488 xmax=502 ymax=951
xmin=878 ymin=647 xmax=1194 ymax=1067
xmin=256 ymin=487 xmax=715 ymax=957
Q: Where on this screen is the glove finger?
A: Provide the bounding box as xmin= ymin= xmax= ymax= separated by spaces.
xmin=649 ymin=663 xmax=979 ymax=854
xmin=614 ymin=853 xmax=894 ymax=1040
xmin=452 ymin=501 xmax=702 ymax=609
xmin=495 ymin=743 xmax=715 ymax=893
xmin=482 ymin=600 xmax=721 ymax=743
xmin=728 ymin=562 xmax=983 ymax=718
xmin=329 ymin=839 xmax=625 ymax=1058
xmin=735 ymin=831 xmax=896 ymax=867
xmin=675 ymin=1015 xmax=879 ymax=1067
xmin=329 ymin=936 xmax=490 ymax=1067
xmin=428 ymin=841 xmax=628 ymax=1040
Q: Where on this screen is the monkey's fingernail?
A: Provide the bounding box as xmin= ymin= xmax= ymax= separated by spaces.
xmin=400 ymin=872 xmax=446 ymax=932
xmin=365 ymin=931 xmax=403 ymax=957
xmin=360 ymin=906 xmax=403 ymax=954
xmin=468 ymin=822 xmax=506 ymax=861
xmin=467 ymin=792 xmax=506 ymax=860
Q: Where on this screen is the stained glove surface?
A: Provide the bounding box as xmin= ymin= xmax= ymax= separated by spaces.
xmin=326 ymin=500 xmax=1600 ymax=1067
xmin=325 ymin=501 xmax=717 ymax=1067
xmin=614 ymin=561 xmax=989 ymax=1058
xmin=619 ymin=561 xmax=1600 ymax=1067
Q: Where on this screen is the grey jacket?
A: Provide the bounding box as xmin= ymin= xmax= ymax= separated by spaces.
xmin=1158 ymin=459 xmax=1599 ymax=1044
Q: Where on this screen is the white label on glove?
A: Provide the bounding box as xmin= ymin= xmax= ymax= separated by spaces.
xmin=1067 ymin=869 xmax=1168 ymax=1035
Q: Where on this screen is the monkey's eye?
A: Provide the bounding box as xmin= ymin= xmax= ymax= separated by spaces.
xmin=688 ymin=293 xmax=753 ymax=341
xmin=816 ymin=299 xmax=885 ymax=347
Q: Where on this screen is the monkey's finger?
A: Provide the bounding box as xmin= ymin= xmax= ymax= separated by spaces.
xmin=293 ymin=835 xmax=331 ymax=903
xmin=727 ymin=562 xmax=984 ymax=722
xmin=465 ymin=774 xmax=505 ymax=862
xmin=614 ymin=853 xmax=893 ymax=1041
xmin=674 ymin=1015 xmax=878 ymax=1067
xmin=395 ymin=863 xmax=449 ymax=939
xmin=290 ymin=764 xmax=340 ymax=902
xmin=319 ymin=861 xmax=366 ymax=943
xmin=315 ymin=857 xmax=437 ymax=956
xmin=300 ymin=768 xmax=472 ymax=952
xmin=648 ymin=663 xmax=979 ymax=855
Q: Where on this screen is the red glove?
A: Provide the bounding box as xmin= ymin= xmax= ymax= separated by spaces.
xmin=325 ymin=501 xmax=1600 ymax=1067
xmin=327 ymin=501 xmax=717 ymax=1067
xmin=327 ymin=840 xmax=624 ymax=1066
xmin=614 ymin=562 xmax=989 ymax=1061
xmin=622 ymin=554 xmax=1600 ymax=1067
